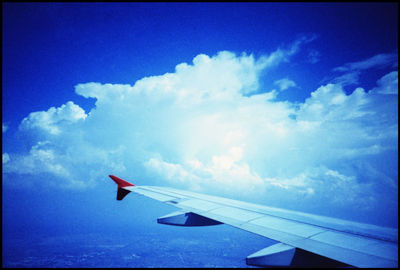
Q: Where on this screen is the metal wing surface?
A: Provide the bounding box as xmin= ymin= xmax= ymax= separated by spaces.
xmin=109 ymin=176 xmax=398 ymax=267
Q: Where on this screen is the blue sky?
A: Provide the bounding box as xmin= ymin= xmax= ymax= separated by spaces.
xmin=2 ymin=2 xmax=398 ymax=267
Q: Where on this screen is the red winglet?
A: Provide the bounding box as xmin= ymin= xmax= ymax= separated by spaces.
xmin=109 ymin=175 xmax=135 ymax=187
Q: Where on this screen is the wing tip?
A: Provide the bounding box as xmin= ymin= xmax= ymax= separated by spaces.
xmin=109 ymin=175 xmax=136 ymax=187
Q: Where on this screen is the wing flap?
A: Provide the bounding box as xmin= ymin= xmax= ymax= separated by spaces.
xmin=309 ymin=230 xmax=398 ymax=261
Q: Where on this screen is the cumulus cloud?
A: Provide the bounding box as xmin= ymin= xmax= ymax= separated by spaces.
xmin=274 ymin=78 xmax=297 ymax=91
xmin=145 ymin=146 xmax=265 ymax=194
xmin=19 ymin=101 xmax=87 ymax=135
xmin=3 ymin=46 xmax=398 ymax=223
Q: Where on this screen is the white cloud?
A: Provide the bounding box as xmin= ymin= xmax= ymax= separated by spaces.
xmin=330 ymin=53 xmax=398 ymax=87
xmin=330 ymin=71 xmax=360 ymax=86
xmin=308 ymin=49 xmax=320 ymax=64
xmin=274 ymin=78 xmax=297 ymax=91
xmin=297 ymin=84 xmax=368 ymax=121
xmin=3 ymin=123 xmax=8 ymax=133
xmin=3 ymin=153 xmax=10 ymax=164
xmin=333 ymin=53 xmax=397 ymax=72
xmin=371 ymin=71 xmax=398 ymax=95
xmin=3 ymin=46 xmax=397 ymax=222
xmin=4 ymin=141 xmax=70 ymax=177
xmin=256 ymin=34 xmax=317 ymax=70
xmin=19 ymin=101 xmax=87 ymax=135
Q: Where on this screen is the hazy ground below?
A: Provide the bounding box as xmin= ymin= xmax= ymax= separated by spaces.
xmin=3 ymin=226 xmax=274 ymax=268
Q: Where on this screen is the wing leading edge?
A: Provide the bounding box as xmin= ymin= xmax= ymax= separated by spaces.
xmin=109 ymin=175 xmax=398 ymax=268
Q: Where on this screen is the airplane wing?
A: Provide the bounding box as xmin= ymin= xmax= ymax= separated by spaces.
xmin=109 ymin=175 xmax=398 ymax=268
